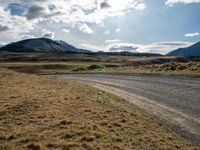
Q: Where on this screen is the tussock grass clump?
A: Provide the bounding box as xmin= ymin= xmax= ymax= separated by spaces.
xmin=72 ymin=64 xmax=105 ymax=72
xmin=87 ymin=64 xmax=105 ymax=70
xmin=156 ymin=62 xmax=200 ymax=72
xmin=27 ymin=143 xmax=41 ymax=150
xmin=62 ymin=142 xmax=79 ymax=150
xmin=72 ymin=67 xmax=87 ymax=72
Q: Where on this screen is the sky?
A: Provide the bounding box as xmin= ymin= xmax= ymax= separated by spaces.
xmin=0 ymin=0 xmax=200 ymax=54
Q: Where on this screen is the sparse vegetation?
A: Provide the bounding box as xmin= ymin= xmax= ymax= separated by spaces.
xmin=103 ymin=62 xmax=200 ymax=77
xmin=87 ymin=64 xmax=105 ymax=70
xmin=72 ymin=64 xmax=105 ymax=72
xmin=72 ymin=67 xmax=87 ymax=72
xmin=0 ymin=54 xmax=200 ymax=77
xmin=1 ymin=60 xmax=200 ymax=77
xmin=0 ymin=69 xmax=198 ymax=149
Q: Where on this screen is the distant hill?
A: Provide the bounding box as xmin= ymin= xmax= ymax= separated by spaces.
xmin=168 ymin=42 xmax=200 ymax=56
xmin=0 ymin=38 xmax=92 ymax=53
xmin=56 ymin=40 xmax=91 ymax=53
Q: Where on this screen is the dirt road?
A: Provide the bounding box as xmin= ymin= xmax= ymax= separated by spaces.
xmin=52 ymin=74 xmax=200 ymax=145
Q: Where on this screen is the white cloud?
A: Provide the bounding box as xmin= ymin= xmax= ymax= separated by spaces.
xmin=108 ymin=43 xmax=140 ymax=52
xmin=139 ymin=41 xmax=194 ymax=54
xmin=105 ymin=41 xmax=194 ymax=54
xmin=78 ymin=24 xmax=94 ymax=34
xmin=0 ymin=41 xmax=7 ymax=47
xmin=135 ymin=3 xmax=146 ymax=11
xmin=80 ymin=43 xmax=104 ymax=51
xmin=0 ymin=6 xmax=34 ymax=42
xmin=166 ymin=0 xmax=200 ymax=6
xmin=0 ymin=0 xmax=146 ymax=43
xmin=42 ymin=32 xmax=55 ymax=39
xmin=105 ymin=39 xmax=121 ymax=43
xmin=116 ymin=28 xmax=121 ymax=33
xmin=185 ymin=32 xmax=199 ymax=37
xmin=62 ymin=28 xmax=70 ymax=33
xmin=78 ymin=41 xmax=194 ymax=54
xmin=82 ymin=0 xmax=139 ymax=24
xmin=1 ymin=0 xmax=145 ymax=27
xmin=0 ymin=0 xmax=145 ymax=28
xmin=103 ymin=30 xmax=111 ymax=35
xmin=20 ymin=34 xmax=37 ymax=40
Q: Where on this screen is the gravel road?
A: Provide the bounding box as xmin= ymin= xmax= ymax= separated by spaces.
xmin=52 ymin=74 xmax=200 ymax=145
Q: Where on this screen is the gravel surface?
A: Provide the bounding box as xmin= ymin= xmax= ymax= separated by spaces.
xmin=52 ymin=74 xmax=200 ymax=146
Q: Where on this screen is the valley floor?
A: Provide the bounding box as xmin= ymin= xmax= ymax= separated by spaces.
xmin=0 ymin=60 xmax=200 ymax=77
xmin=0 ymin=69 xmax=198 ymax=150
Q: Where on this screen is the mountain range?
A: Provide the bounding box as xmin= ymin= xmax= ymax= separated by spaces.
xmin=0 ymin=38 xmax=92 ymax=53
xmin=0 ymin=38 xmax=200 ymax=57
xmin=168 ymin=42 xmax=200 ymax=56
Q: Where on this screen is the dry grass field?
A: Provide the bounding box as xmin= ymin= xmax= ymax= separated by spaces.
xmin=0 ymin=69 xmax=198 ymax=150
xmin=0 ymin=53 xmax=200 ymax=77
xmin=103 ymin=62 xmax=200 ymax=77
xmin=0 ymin=60 xmax=200 ymax=77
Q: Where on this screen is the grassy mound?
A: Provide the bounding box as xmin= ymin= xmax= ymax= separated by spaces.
xmin=72 ymin=64 xmax=105 ymax=72
xmin=87 ymin=64 xmax=104 ymax=70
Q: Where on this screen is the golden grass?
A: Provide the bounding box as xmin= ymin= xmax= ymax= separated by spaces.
xmin=104 ymin=62 xmax=200 ymax=77
xmin=1 ymin=61 xmax=200 ymax=77
xmin=0 ymin=69 xmax=198 ymax=150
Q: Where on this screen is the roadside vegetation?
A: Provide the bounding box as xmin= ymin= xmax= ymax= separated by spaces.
xmin=0 ymin=60 xmax=200 ymax=77
xmin=0 ymin=69 xmax=198 ymax=149
xmin=72 ymin=64 xmax=105 ymax=72
xmin=104 ymin=62 xmax=200 ymax=77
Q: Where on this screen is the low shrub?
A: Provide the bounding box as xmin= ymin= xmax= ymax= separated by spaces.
xmin=87 ymin=64 xmax=104 ymax=70
xmin=72 ymin=67 xmax=87 ymax=72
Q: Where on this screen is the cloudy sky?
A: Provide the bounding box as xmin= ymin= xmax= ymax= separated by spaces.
xmin=0 ymin=0 xmax=200 ymax=54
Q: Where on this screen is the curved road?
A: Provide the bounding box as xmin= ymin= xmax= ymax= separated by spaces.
xmin=52 ymin=74 xmax=200 ymax=145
